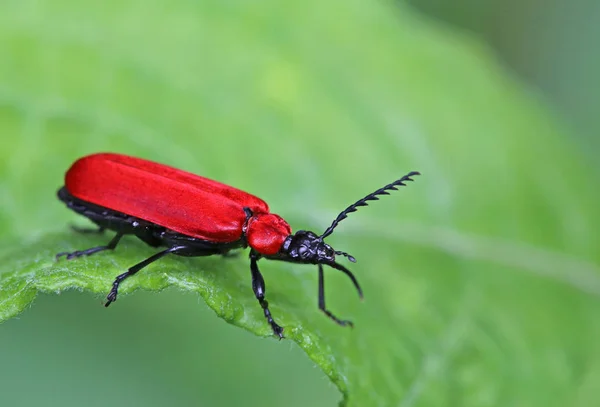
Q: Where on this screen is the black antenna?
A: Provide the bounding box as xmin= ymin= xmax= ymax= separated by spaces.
xmin=334 ymin=250 xmax=356 ymax=263
xmin=320 ymin=171 xmax=420 ymax=239
xmin=327 ymin=261 xmax=364 ymax=299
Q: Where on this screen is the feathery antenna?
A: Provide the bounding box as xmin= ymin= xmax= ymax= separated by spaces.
xmin=320 ymin=171 xmax=420 ymax=239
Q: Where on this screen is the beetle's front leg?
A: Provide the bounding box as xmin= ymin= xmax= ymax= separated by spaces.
xmin=249 ymin=252 xmax=284 ymax=339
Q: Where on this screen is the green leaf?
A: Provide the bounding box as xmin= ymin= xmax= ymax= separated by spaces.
xmin=1 ymin=0 xmax=599 ymax=406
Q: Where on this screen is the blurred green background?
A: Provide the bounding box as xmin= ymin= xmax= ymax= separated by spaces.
xmin=408 ymin=0 xmax=600 ymax=157
xmin=1 ymin=1 xmax=598 ymax=406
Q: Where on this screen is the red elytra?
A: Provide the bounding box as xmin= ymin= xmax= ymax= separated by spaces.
xmin=65 ymin=153 xmax=291 ymax=255
xmin=57 ymin=152 xmax=420 ymax=338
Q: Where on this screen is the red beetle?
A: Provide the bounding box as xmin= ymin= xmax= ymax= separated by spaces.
xmin=57 ymin=153 xmax=419 ymax=337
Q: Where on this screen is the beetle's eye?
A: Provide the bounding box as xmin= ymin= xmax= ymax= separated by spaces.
xmin=299 ymin=245 xmax=312 ymax=259
xmin=317 ymin=245 xmax=332 ymax=258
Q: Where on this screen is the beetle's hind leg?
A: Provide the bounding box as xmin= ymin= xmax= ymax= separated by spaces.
xmin=56 ymin=232 xmax=123 ymax=261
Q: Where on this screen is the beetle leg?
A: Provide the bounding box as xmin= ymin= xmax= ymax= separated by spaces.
xmin=221 ymin=250 xmax=240 ymax=259
xmin=70 ymin=225 xmax=106 ymax=234
xmin=105 ymin=245 xmax=186 ymax=307
xmin=250 ymin=254 xmax=284 ymax=339
xmin=56 ymin=232 xmax=123 ymax=261
xmin=318 ymin=264 xmax=353 ymax=327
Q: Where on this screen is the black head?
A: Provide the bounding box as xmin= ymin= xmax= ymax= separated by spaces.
xmin=271 ymin=171 xmax=420 ymax=300
xmin=279 ymin=230 xmax=355 ymax=265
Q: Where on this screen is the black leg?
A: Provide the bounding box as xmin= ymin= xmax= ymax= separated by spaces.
xmin=221 ymin=250 xmax=240 ymax=259
xmin=70 ymin=225 xmax=106 ymax=234
xmin=318 ymin=264 xmax=353 ymax=327
xmin=250 ymin=254 xmax=284 ymax=339
xmin=105 ymin=245 xmax=186 ymax=307
xmin=56 ymin=232 xmax=123 ymax=261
